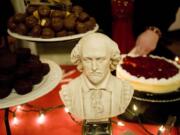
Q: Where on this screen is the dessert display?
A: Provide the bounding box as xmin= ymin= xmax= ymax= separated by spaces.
xmin=0 ymin=47 xmax=50 ymax=99
xmin=116 ymin=55 xmax=180 ymax=93
xmin=8 ymin=4 xmax=97 ymax=39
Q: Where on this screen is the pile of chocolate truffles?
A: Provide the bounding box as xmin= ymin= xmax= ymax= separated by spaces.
xmin=8 ymin=5 xmax=97 ymax=38
xmin=0 ymin=47 xmax=50 ymax=99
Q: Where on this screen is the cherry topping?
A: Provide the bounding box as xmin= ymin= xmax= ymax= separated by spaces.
xmin=121 ymin=56 xmax=179 ymax=79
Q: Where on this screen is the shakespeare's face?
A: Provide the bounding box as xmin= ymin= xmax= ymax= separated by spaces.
xmin=81 ymin=40 xmax=111 ymax=85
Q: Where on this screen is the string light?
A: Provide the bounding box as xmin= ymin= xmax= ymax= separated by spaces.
xmin=159 ymin=125 xmax=165 ymax=132
xmin=6 ymin=103 xmax=167 ymax=135
xmin=16 ymin=105 xmax=22 ymax=112
xmin=12 ymin=117 xmax=19 ymax=125
xmin=174 ymin=56 xmax=179 ymax=62
xmin=17 ymin=105 xmax=21 ymax=109
xmin=111 ymin=120 xmax=125 ymax=127
xmin=37 ymin=111 xmax=46 ymax=124
xmin=12 ymin=112 xmax=19 ymax=125
xmin=157 ymin=125 xmax=166 ymax=135
xmin=117 ymin=121 xmax=125 ymax=126
xmin=133 ymin=104 xmax=138 ymax=111
xmin=175 ymin=56 xmax=180 ymax=64
xmin=64 ymin=107 xmax=69 ymax=113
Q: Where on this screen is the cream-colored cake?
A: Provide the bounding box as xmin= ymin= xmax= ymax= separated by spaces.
xmin=116 ymin=55 xmax=180 ymax=93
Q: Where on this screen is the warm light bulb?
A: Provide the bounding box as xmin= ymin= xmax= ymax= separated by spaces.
xmin=175 ymin=56 xmax=180 ymax=64
xmin=117 ymin=121 xmax=125 ymax=126
xmin=12 ymin=117 xmax=19 ymax=125
xmin=16 ymin=105 xmax=22 ymax=112
xmin=175 ymin=56 xmax=179 ymax=62
xmin=133 ymin=104 xmax=138 ymax=111
xmin=37 ymin=113 xmax=45 ymax=124
xmin=64 ymin=107 xmax=69 ymax=113
xmin=159 ymin=125 xmax=165 ymax=133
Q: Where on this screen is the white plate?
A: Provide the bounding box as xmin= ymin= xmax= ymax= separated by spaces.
xmin=8 ymin=24 xmax=99 ymax=42
xmin=0 ymin=59 xmax=63 ymax=109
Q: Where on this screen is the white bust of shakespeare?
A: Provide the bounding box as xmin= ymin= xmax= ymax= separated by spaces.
xmin=59 ymin=32 xmax=134 ymax=121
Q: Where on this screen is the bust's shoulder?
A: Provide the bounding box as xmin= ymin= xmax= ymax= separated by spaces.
xmin=110 ymin=75 xmax=126 ymax=84
xmin=60 ymin=75 xmax=83 ymax=98
xmin=62 ymin=74 xmax=83 ymax=90
xmin=110 ymin=75 xmax=133 ymax=90
xmin=69 ymin=74 xmax=83 ymax=85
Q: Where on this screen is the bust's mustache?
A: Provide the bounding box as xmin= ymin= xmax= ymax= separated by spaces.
xmin=89 ymin=71 xmax=102 ymax=75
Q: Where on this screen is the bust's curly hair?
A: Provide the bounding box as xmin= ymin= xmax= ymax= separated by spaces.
xmin=71 ymin=32 xmax=121 ymax=72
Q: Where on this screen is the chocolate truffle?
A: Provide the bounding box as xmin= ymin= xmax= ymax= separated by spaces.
xmin=38 ymin=5 xmax=50 ymax=17
xmin=56 ymin=30 xmax=68 ymax=37
xmin=30 ymin=25 xmax=42 ymax=37
xmin=27 ymin=54 xmax=41 ymax=64
xmin=51 ymin=10 xmax=66 ymax=18
xmin=51 ymin=17 xmax=63 ymax=32
xmin=78 ymin=12 xmax=89 ymax=22
xmin=8 ymin=17 xmax=17 ymax=32
xmin=0 ymin=74 xmax=14 ymax=88
xmin=28 ymin=73 xmax=43 ymax=85
xmin=15 ymin=23 xmax=28 ymax=35
xmin=25 ymin=15 xmax=38 ymax=28
xmin=72 ymin=5 xmax=83 ymax=16
xmin=0 ymin=86 xmax=12 ymax=99
xmin=26 ymin=5 xmax=37 ymax=15
xmin=41 ymin=28 xmax=55 ymax=38
xmin=64 ymin=14 xmax=77 ymax=30
xmin=0 ymin=53 xmax=16 ymax=73
xmin=16 ymin=47 xmax=31 ymax=63
xmin=41 ymin=63 xmax=50 ymax=75
xmin=85 ymin=17 xmax=96 ymax=30
xmin=15 ymin=65 xmax=31 ymax=79
xmin=14 ymin=80 xmax=33 ymax=95
xmin=13 ymin=13 xmax=26 ymax=23
xmin=26 ymin=62 xmax=42 ymax=74
xmin=76 ymin=22 xmax=88 ymax=33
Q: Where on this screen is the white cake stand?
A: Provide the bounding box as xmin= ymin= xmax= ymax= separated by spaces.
xmin=1 ymin=59 xmax=62 ymax=135
xmin=0 ymin=59 xmax=63 ymax=109
xmin=7 ymin=24 xmax=99 ymax=42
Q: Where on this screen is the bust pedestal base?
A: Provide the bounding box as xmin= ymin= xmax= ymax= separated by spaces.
xmin=82 ymin=120 xmax=112 ymax=135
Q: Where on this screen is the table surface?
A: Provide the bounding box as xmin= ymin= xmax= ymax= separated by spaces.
xmin=0 ymin=65 xmax=179 ymax=135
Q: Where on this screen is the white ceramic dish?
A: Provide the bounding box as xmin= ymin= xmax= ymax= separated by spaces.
xmin=8 ymin=24 xmax=99 ymax=42
xmin=0 ymin=59 xmax=63 ymax=109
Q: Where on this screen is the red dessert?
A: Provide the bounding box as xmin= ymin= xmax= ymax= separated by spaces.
xmin=116 ymin=55 xmax=180 ymax=93
xmin=121 ymin=56 xmax=179 ymax=79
